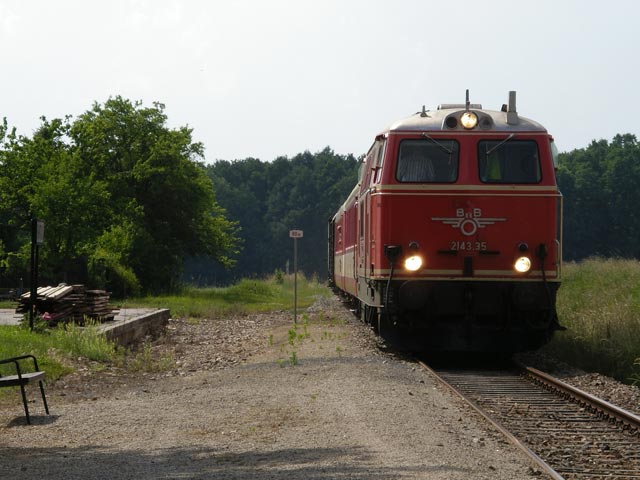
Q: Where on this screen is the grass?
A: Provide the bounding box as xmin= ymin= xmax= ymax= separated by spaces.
xmin=0 ymin=321 xmax=116 ymax=382
xmin=122 ymin=274 xmax=328 ymax=319
xmin=116 ymin=343 xmax=175 ymax=373
xmin=0 ymin=300 xmax=17 ymax=309
xmin=543 ymin=258 xmax=640 ymax=384
xmin=0 ymin=322 xmax=176 ymax=399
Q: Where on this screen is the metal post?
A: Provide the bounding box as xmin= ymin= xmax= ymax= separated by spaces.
xmin=29 ymin=218 xmax=44 ymax=331
xmin=29 ymin=218 xmax=36 ymax=331
xmin=293 ymin=237 xmax=298 ymax=325
xmin=289 ymin=229 xmax=303 ymax=325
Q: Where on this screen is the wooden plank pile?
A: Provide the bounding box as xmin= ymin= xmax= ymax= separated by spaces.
xmin=17 ymin=284 xmax=116 ymax=325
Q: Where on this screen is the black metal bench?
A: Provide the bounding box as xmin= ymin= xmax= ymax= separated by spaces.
xmin=0 ymin=355 xmax=50 ymax=425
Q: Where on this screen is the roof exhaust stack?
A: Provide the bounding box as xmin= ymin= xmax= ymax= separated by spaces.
xmin=506 ymin=90 xmax=519 ymax=125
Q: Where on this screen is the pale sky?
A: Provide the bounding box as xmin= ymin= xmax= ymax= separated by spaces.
xmin=1 ymin=0 xmax=638 ymax=162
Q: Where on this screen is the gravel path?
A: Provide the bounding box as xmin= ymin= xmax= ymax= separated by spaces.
xmin=1 ymin=296 xmax=558 ymax=479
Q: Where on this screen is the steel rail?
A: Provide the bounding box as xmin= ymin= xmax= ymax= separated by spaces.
xmin=522 ymin=365 xmax=640 ymax=433
xmin=417 ymin=359 xmax=565 ymax=480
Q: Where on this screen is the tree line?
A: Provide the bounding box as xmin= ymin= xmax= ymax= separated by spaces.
xmin=199 ymin=149 xmax=359 ymax=284
xmin=556 ymin=133 xmax=640 ymax=261
xmin=0 ymin=94 xmax=636 ymax=295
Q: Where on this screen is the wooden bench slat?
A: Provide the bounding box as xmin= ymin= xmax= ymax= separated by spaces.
xmin=0 ymin=371 xmax=45 ymax=387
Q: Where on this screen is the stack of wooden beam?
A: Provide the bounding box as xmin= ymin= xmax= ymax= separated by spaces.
xmin=17 ymin=284 xmax=116 ymax=325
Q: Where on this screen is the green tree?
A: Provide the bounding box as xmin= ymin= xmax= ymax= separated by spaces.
xmin=558 ymin=134 xmax=640 ymax=260
xmin=603 ymin=134 xmax=640 ymax=256
xmin=69 ymin=97 xmax=239 ymax=292
xmin=0 ymin=98 xmax=239 ymax=294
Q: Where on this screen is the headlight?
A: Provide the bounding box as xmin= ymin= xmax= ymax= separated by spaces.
xmin=404 ymin=255 xmax=423 ymax=271
xmin=514 ymin=256 xmax=532 ymax=273
xmin=460 ymin=111 xmax=478 ymax=129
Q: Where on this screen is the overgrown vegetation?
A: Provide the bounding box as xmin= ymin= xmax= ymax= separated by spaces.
xmin=274 ymin=311 xmax=346 ymax=368
xmin=0 ymin=322 xmax=115 ymax=381
xmin=544 ymin=258 xmax=640 ymax=384
xmin=126 ymin=273 xmax=328 ymax=318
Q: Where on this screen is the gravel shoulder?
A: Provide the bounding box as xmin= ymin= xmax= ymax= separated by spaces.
xmin=0 ymin=296 xmax=571 ymax=479
xmin=516 ymin=352 xmax=640 ymax=418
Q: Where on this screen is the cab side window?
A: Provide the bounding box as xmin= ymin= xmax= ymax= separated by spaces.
xmin=362 ymin=139 xmax=386 ymax=187
xmin=373 ymin=139 xmax=386 ymax=184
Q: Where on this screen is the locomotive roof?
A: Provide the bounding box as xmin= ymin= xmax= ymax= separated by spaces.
xmin=384 ymin=107 xmax=547 ymax=134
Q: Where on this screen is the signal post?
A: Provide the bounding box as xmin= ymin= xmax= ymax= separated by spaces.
xmin=289 ymin=229 xmax=303 ymax=324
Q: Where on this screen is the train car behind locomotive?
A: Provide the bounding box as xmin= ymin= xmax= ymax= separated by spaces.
xmin=329 ymin=91 xmax=563 ymax=352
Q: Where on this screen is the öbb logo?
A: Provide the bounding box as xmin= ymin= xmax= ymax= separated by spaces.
xmin=432 ymin=208 xmax=506 ymax=236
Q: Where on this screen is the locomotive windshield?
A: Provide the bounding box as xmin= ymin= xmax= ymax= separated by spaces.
xmin=396 ymin=139 xmax=459 ymax=183
xmin=478 ymin=140 xmax=541 ymax=183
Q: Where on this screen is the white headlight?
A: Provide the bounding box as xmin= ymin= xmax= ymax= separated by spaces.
xmin=514 ymin=256 xmax=531 ymax=273
xmin=460 ymin=111 xmax=478 ymax=129
xmin=404 ymin=255 xmax=423 ymax=271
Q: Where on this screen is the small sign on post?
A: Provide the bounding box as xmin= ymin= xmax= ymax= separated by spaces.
xmin=30 ymin=219 xmax=45 ymax=331
xmin=289 ymin=230 xmax=303 ymax=324
xmin=36 ymin=220 xmax=45 ymax=245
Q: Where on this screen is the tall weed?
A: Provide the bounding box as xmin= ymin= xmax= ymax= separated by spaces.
xmin=51 ymin=321 xmax=116 ymax=362
xmin=545 ymin=258 xmax=640 ymax=383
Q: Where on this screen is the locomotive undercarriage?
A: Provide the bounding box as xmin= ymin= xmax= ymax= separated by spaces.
xmin=362 ymin=279 xmax=562 ymax=353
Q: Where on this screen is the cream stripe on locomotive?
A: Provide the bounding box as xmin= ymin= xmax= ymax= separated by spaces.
xmin=374 ymin=184 xmax=559 ymax=192
xmin=372 ymin=192 xmax=560 ymax=199
xmin=371 ymin=268 xmax=559 ymax=279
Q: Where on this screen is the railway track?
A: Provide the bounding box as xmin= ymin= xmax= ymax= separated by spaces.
xmin=419 ymin=359 xmax=640 ymax=479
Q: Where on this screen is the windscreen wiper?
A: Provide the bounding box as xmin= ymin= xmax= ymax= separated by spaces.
xmin=485 ymin=133 xmax=515 ymax=156
xmin=422 ymin=133 xmax=452 ymax=154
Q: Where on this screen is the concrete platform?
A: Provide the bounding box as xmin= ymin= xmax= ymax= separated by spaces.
xmin=98 ymin=308 xmax=170 ymax=346
xmin=0 ymin=309 xmax=23 ymax=326
xmin=0 ymin=307 xmax=171 ymax=346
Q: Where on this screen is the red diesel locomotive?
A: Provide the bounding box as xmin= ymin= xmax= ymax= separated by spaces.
xmin=329 ymin=91 xmax=563 ymax=352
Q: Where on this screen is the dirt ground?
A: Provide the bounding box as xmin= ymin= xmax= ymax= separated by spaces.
xmin=0 ymin=295 xmax=556 ymax=479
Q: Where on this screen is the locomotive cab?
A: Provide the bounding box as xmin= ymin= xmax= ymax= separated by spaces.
xmin=331 ymin=91 xmax=562 ymax=353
